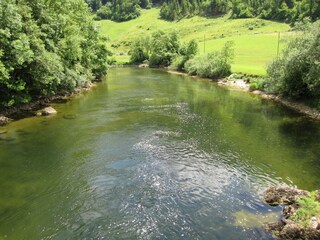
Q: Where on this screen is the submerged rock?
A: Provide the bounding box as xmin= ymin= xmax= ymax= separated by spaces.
xmin=63 ymin=114 xmax=76 ymax=120
xmin=233 ymin=210 xmax=280 ymax=228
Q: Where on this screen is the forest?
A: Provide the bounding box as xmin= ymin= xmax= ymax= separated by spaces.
xmin=0 ymin=0 xmax=109 ymax=108
xmin=87 ymin=0 xmax=320 ymax=23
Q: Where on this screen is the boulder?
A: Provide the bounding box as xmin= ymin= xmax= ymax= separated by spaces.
xmin=37 ymin=107 xmax=57 ymax=116
xmin=0 ymin=116 xmax=11 ymax=126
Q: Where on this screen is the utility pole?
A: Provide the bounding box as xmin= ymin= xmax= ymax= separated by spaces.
xmin=277 ymin=32 xmax=280 ymax=59
xmin=204 ymin=35 xmax=206 ymax=54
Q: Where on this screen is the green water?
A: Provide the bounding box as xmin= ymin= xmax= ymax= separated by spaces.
xmin=1 ymin=68 xmax=320 ymax=239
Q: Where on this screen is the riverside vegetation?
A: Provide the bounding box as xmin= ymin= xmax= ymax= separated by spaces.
xmin=0 ymin=0 xmax=109 ymax=109
xmin=1 ymin=1 xmax=319 ymax=111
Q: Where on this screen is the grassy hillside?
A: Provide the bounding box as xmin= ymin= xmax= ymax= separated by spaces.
xmin=98 ymin=8 xmax=292 ymax=75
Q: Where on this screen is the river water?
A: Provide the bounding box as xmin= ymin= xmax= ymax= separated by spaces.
xmin=1 ymin=68 xmax=320 ymax=239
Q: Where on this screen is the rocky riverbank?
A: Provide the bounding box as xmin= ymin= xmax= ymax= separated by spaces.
xmin=166 ymin=69 xmax=320 ymax=121
xmin=0 ymin=82 xmax=96 ymax=126
xmin=264 ymin=186 xmax=320 ymax=239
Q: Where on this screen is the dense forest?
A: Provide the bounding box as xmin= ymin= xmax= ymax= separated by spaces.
xmin=0 ymin=0 xmax=109 ymax=108
xmin=160 ymin=0 xmax=320 ymax=22
xmin=87 ymin=0 xmax=320 ymax=23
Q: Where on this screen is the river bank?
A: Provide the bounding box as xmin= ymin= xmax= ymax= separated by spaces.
xmin=0 ymin=82 xmax=96 ymax=126
xmin=1 ymin=66 xmax=320 ymax=126
xmin=166 ymin=69 xmax=320 ymax=121
xmin=264 ymin=186 xmax=320 ymax=240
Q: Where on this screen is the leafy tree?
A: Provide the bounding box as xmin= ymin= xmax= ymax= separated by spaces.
xmin=129 ymin=30 xmax=197 ymax=69
xmin=0 ymin=0 xmax=109 ymax=108
xmin=185 ymin=41 xmax=234 ymax=78
xmin=129 ymin=36 xmax=151 ymax=63
xmin=266 ymin=20 xmax=320 ymax=99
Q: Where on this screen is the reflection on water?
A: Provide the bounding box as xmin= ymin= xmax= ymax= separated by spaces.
xmin=0 ymin=68 xmax=320 ymax=239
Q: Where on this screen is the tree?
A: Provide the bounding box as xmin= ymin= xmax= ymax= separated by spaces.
xmin=266 ymin=20 xmax=320 ymax=99
xmin=0 ymin=0 xmax=109 ymax=108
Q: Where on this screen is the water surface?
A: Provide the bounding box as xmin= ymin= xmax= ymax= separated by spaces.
xmin=1 ymin=68 xmax=320 ymax=239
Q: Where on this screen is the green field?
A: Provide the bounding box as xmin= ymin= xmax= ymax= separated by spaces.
xmin=97 ymin=8 xmax=293 ymax=75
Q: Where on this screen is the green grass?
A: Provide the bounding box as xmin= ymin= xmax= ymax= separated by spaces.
xmin=291 ymin=192 xmax=320 ymax=228
xmin=97 ymin=8 xmax=293 ymax=75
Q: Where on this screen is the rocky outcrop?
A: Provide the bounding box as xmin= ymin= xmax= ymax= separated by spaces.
xmin=264 ymin=186 xmax=310 ymax=206
xmin=264 ymin=186 xmax=320 ymax=240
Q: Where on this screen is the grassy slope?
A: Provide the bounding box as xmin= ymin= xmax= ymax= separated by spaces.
xmin=98 ymin=8 xmax=292 ymax=75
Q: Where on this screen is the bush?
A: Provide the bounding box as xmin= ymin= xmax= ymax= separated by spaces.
xmin=185 ymin=41 xmax=234 ymax=79
xmin=96 ymin=0 xmax=140 ymax=22
xmin=249 ymin=78 xmax=267 ymax=91
xmin=170 ymin=39 xmax=198 ymax=70
xmin=129 ymin=36 xmax=150 ymax=63
xmin=171 ymin=55 xmax=186 ymax=70
xmin=266 ymin=20 xmax=320 ymax=99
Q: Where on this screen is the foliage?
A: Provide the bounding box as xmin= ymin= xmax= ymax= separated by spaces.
xmin=266 ymin=20 xmax=320 ymax=99
xmin=158 ymin=0 xmax=320 ymax=24
xmin=249 ymin=78 xmax=267 ymax=91
xmin=95 ymin=0 xmax=141 ymax=21
xmin=160 ymin=0 xmax=228 ymax=21
xmin=128 ymin=36 xmax=151 ymax=63
xmin=89 ymin=0 xmax=156 ymax=21
xmin=0 ymin=0 xmax=109 ymax=108
xmin=291 ymin=192 xmax=320 ymax=228
xmin=129 ymin=30 xmax=197 ymax=68
xmin=230 ymin=0 xmax=320 ymax=23
xmin=185 ymin=41 xmax=234 ymax=78
xmin=170 ymin=39 xmax=198 ymax=70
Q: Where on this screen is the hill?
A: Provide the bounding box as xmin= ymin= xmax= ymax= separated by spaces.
xmin=98 ymin=8 xmax=293 ymax=75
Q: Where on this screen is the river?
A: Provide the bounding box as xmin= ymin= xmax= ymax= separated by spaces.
xmin=1 ymin=68 xmax=320 ymax=239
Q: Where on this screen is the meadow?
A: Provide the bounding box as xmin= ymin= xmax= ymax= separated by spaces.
xmin=98 ymin=8 xmax=293 ymax=75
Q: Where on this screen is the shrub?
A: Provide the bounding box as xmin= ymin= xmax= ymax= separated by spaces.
xmin=170 ymin=39 xmax=198 ymax=70
xmin=185 ymin=41 xmax=234 ymax=79
xmin=129 ymin=36 xmax=150 ymax=63
xmin=266 ymin=20 xmax=320 ymax=99
xmin=129 ymin=31 xmax=197 ymax=68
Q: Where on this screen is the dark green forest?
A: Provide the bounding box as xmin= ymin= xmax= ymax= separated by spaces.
xmin=87 ymin=0 xmax=320 ymax=23
xmin=160 ymin=0 xmax=320 ymax=22
xmin=0 ymin=0 xmax=109 ymax=108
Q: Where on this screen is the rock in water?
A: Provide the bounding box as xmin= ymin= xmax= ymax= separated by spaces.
xmin=0 ymin=116 xmax=11 ymax=126
xmin=38 ymin=107 xmax=57 ymax=116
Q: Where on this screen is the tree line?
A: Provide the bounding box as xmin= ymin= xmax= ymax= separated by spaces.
xmin=86 ymin=0 xmax=162 ymax=21
xmin=129 ymin=31 xmax=234 ymax=79
xmin=87 ymin=0 xmax=320 ymax=24
xmin=0 ymin=0 xmax=109 ymax=108
xmin=160 ymin=0 xmax=320 ymax=23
